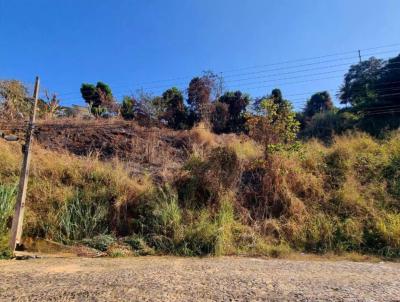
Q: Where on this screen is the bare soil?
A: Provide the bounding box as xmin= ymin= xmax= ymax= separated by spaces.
xmin=0 ymin=256 xmax=399 ymax=301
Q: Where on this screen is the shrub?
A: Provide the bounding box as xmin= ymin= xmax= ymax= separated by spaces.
xmin=82 ymin=234 xmax=116 ymax=252
xmin=180 ymin=210 xmax=218 ymax=256
xmin=0 ymin=234 xmax=12 ymax=259
xmin=178 ymin=146 xmax=240 ymax=208
xmin=384 ymin=154 xmax=400 ymax=199
xmin=374 ymin=213 xmax=400 ymax=257
xmin=324 ymin=147 xmax=350 ymax=189
xmin=133 ymin=186 xmax=182 ymax=238
xmin=124 ymin=235 xmax=155 ymax=256
xmin=298 ymin=213 xmax=336 ymax=253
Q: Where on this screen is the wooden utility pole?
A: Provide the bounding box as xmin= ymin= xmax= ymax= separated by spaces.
xmin=358 ymin=50 xmax=362 ymax=63
xmin=9 ymin=76 xmax=40 ymax=252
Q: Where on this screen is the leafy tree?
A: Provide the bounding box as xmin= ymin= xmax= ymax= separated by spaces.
xmin=300 ymin=110 xmax=358 ymax=142
xmin=217 ymin=91 xmax=250 ymax=133
xmin=0 ymin=80 xmax=30 ymax=120
xmin=367 ymin=53 xmax=400 ymax=132
xmin=339 ymin=57 xmax=384 ymax=107
xmin=211 ymin=101 xmax=229 ymax=133
xmin=338 ymin=54 xmax=400 ymax=136
xmin=247 ymin=90 xmax=300 ymax=155
xmin=304 ymin=91 xmax=334 ymax=118
xmin=80 ymin=82 xmax=118 ymax=116
xmin=161 ymin=87 xmax=188 ymax=129
xmin=270 ymin=88 xmax=284 ymax=105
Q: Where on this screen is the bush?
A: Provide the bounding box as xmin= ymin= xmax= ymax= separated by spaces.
xmin=124 ymin=235 xmax=155 ymax=256
xmin=384 ymin=154 xmax=400 ymax=199
xmin=82 ymin=234 xmax=116 ymax=252
xmin=324 ymin=147 xmax=351 ymax=189
xmin=300 ymin=111 xmax=357 ymax=142
xmin=0 ymin=235 xmax=12 ymax=259
xmin=180 ymin=211 xmax=218 ymax=256
xmin=178 ymin=146 xmax=240 ymax=208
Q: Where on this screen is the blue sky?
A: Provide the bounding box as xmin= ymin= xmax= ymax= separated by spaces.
xmin=1 ymin=0 xmax=400 ymax=110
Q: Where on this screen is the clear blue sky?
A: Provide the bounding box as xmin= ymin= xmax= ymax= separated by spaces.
xmin=1 ymin=0 xmax=400 ymax=110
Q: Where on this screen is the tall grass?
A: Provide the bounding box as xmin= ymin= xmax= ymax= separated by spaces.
xmin=0 ymin=131 xmax=399 ymax=258
xmin=57 ymin=191 xmax=109 ymax=242
xmin=0 ymin=185 xmax=16 ymax=235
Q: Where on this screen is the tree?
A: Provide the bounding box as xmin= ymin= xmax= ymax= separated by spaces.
xmin=338 ymin=54 xmax=400 ymax=135
xmin=217 ymin=91 xmax=250 ymax=133
xmin=211 ymin=101 xmax=229 ymax=133
xmin=161 ymin=87 xmax=188 ymax=129
xmin=373 ymin=53 xmax=400 ymax=124
xmin=339 ymin=57 xmax=384 ymax=107
xmin=300 ymin=110 xmax=358 ymax=142
xmin=247 ymin=89 xmax=299 ymax=155
xmin=304 ymin=91 xmax=334 ymax=118
xmin=187 ymin=71 xmax=224 ymax=122
xmin=80 ymin=82 xmax=118 ymax=116
xmin=0 ymin=80 xmax=30 ymax=120
xmin=355 ymin=54 xmax=400 ymax=135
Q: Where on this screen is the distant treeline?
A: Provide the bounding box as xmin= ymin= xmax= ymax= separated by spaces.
xmin=1 ymin=54 xmax=400 ymax=140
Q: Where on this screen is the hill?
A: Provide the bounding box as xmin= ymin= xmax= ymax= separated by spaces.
xmin=0 ymin=119 xmax=399 ymax=258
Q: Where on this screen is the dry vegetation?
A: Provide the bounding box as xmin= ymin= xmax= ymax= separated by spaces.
xmin=1 ymin=119 xmax=399 ymax=259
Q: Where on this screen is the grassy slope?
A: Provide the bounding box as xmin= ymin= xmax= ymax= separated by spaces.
xmin=0 ymin=125 xmax=399 ymax=258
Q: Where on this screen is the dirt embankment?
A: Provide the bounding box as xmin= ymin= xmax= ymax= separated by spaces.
xmin=0 ymin=257 xmax=399 ymax=301
xmin=32 ymin=119 xmax=194 ymax=180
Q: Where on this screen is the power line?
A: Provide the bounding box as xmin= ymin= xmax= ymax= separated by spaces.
xmin=55 ymin=62 xmax=400 ymax=104
xmin=48 ymin=46 xmax=400 ymax=99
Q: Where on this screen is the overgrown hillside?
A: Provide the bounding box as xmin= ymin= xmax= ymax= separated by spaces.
xmin=1 ymin=122 xmax=399 ymax=258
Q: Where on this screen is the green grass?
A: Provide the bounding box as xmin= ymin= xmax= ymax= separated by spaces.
xmin=57 ymin=191 xmax=109 ymax=242
xmin=0 ymin=185 xmax=16 ymax=235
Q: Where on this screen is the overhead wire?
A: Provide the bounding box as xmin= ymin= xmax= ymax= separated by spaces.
xmin=46 ymin=45 xmax=400 ymax=99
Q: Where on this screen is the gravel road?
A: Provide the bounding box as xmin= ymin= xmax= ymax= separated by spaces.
xmin=0 ymin=256 xmax=399 ymax=301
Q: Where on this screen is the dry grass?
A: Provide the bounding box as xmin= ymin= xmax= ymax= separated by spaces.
xmin=0 ymin=129 xmax=399 ymax=258
xmin=0 ymin=139 xmax=152 ymax=241
xmin=189 ymin=122 xmax=218 ymax=148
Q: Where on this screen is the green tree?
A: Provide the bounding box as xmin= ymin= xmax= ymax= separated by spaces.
xmin=217 ymin=91 xmax=250 ymax=133
xmin=80 ymin=82 xmax=118 ymax=116
xmin=120 ymin=96 xmax=136 ymax=120
xmin=247 ymin=89 xmax=300 ymax=155
xmin=300 ymin=110 xmax=358 ymax=142
xmin=304 ymin=91 xmax=334 ymax=118
xmin=162 ymin=87 xmax=188 ymax=129
xmin=367 ymin=54 xmax=400 ymax=132
xmin=211 ymin=101 xmax=229 ymax=133
xmin=338 ymin=54 xmax=400 ymax=136
xmin=339 ymin=57 xmax=384 ymax=107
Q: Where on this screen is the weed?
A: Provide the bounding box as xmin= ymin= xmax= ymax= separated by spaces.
xmin=0 ymin=185 xmax=16 ymax=235
xmin=57 ymin=192 xmax=109 ymax=242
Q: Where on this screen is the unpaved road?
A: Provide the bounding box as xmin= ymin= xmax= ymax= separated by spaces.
xmin=0 ymin=257 xmax=399 ymax=301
